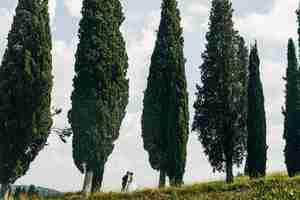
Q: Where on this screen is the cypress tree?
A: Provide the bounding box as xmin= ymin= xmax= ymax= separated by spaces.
xmin=236 ymin=35 xmax=249 ymax=141
xmin=235 ymin=36 xmax=249 ymax=176
xmin=0 ymin=0 xmax=53 ymax=197
xmin=142 ymin=0 xmax=189 ymax=187
xmin=192 ymin=0 xmax=247 ymax=183
xmin=69 ymin=0 xmax=129 ymax=193
xmin=247 ymin=42 xmax=267 ymax=178
xmin=283 ymin=39 xmax=300 ymax=177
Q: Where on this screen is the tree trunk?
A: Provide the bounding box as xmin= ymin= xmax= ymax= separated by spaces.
xmin=169 ymin=177 xmax=182 ymax=187
xmin=159 ymin=170 xmax=166 ymax=188
xmin=169 ymin=179 xmax=175 ymax=187
xmin=0 ymin=183 xmax=9 ymax=200
xmin=91 ymin=166 xmax=104 ymax=193
xmin=174 ymin=177 xmax=183 ymax=187
xmin=82 ymin=165 xmax=93 ymax=195
xmin=226 ymin=158 xmax=234 ymax=184
xmin=244 ymin=155 xmax=249 ymax=176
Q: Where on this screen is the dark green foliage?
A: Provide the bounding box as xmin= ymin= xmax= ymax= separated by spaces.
xmin=283 ymin=39 xmax=300 ymax=177
xmin=27 ymin=185 xmax=37 ymax=197
xmin=247 ymin=42 xmax=267 ymax=178
xmin=192 ymin=0 xmax=247 ymax=183
xmin=14 ymin=187 xmax=22 ymax=199
xmin=0 ymin=0 xmax=53 ymax=185
xmin=68 ymin=0 xmax=129 ymax=190
xmin=235 ymin=36 xmax=249 ymax=172
xmin=142 ymin=0 xmax=189 ymax=186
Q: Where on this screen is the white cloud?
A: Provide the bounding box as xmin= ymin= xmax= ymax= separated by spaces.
xmin=179 ymin=1 xmax=209 ymax=33
xmin=64 ymin=0 xmax=82 ymax=18
xmin=51 ymin=39 xmax=77 ymax=128
xmin=49 ymin=0 xmax=56 ymax=23
xmin=124 ymin=10 xmax=159 ymax=112
xmin=0 ymin=8 xmax=13 ymax=62
xmin=186 ymin=2 xmax=209 ymax=16
xmin=235 ymin=0 xmax=298 ymax=43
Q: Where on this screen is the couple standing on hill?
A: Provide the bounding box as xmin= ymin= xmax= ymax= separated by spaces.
xmin=121 ymin=171 xmax=134 ymax=192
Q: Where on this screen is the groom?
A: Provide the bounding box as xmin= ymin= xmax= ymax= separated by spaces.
xmin=121 ymin=171 xmax=134 ymax=192
xmin=121 ymin=171 xmax=130 ymax=192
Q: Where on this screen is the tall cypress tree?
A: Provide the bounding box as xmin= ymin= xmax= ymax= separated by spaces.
xmin=235 ymin=36 xmax=249 ymax=176
xmin=69 ymin=0 xmax=129 ymax=193
xmin=142 ymin=0 xmax=189 ymax=187
xmin=247 ymin=42 xmax=267 ymax=178
xmin=283 ymin=39 xmax=300 ymax=177
xmin=192 ymin=0 xmax=247 ymax=183
xmin=0 ymin=0 xmax=53 ymax=197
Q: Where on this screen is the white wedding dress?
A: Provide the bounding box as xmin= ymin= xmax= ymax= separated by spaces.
xmin=127 ymin=181 xmax=138 ymax=192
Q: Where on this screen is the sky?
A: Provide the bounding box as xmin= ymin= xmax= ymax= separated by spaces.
xmin=0 ymin=0 xmax=298 ymax=192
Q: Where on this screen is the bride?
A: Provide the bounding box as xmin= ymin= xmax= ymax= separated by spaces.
xmin=126 ymin=172 xmax=138 ymax=192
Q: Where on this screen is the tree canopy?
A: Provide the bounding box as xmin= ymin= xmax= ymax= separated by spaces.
xmin=283 ymin=39 xmax=300 ymax=177
xmin=0 ymin=0 xmax=53 ymax=186
xmin=193 ymin=0 xmax=247 ymax=183
xmin=142 ymin=0 xmax=189 ymax=187
xmin=247 ymin=42 xmax=267 ymax=178
xmin=69 ymin=0 xmax=129 ymax=192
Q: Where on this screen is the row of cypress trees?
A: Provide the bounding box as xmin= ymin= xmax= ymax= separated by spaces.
xmin=191 ymin=0 xmax=300 ymax=184
xmin=1 ymin=0 xmax=300 ymax=196
xmin=0 ymin=0 xmax=125 ymax=195
xmin=143 ymin=0 xmax=267 ymax=186
xmin=0 ymin=0 xmax=268 ymax=194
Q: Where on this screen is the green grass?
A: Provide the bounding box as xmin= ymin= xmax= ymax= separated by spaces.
xmin=51 ymin=173 xmax=300 ymax=200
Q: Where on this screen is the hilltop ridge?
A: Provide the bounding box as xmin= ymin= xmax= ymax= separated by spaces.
xmin=59 ymin=173 xmax=300 ymax=200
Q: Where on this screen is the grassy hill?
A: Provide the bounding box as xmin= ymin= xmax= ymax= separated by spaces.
xmin=59 ymin=173 xmax=300 ymax=200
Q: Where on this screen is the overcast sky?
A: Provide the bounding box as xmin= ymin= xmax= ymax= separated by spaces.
xmin=0 ymin=0 xmax=297 ymax=192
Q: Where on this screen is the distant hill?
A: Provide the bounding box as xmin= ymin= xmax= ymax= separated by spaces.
xmin=59 ymin=173 xmax=300 ymax=200
xmin=12 ymin=185 xmax=63 ymax=197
